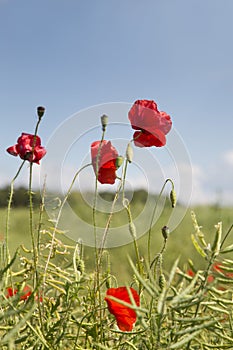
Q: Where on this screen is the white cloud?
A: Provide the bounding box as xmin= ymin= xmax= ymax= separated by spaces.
xmin=223 ymin=150 xmax=233 ymax=167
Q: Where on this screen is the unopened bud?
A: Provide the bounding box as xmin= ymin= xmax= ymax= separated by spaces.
xmin=126 ymin=142 xmax=133 ymax=163
xmin=37 ymin=106 xmax=45 ymax=119
xmin=116 ymin=156 xmax=124 ymax=169
xmin=162 ymin=226 xmax=170 ymax=240
xmin=101 ymin=114 xmax=108 ymax=131
xmin=170 ymin=189 xmax=177 ymax=208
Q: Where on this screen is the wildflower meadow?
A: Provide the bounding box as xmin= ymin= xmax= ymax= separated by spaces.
xmin=1 ymin=100 xmax=233 ymax=349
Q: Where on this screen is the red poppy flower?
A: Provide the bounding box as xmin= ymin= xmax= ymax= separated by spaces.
xmin=6 ymin=285 xmax=32 ymax=300
xmin=7 ymin=133 xmax=46 ymax=164
xmin=128 ymin=100 xmax=172 ymax=147
xmin=105 ymin=287 xmax=140 ymax=331
xmin=187 ymin=269 xmax=195 ymax=278
xmin=6 ymin=287 xmax=18 ymax=298
xmin=91 ymin=140 xmax=119 ymax=184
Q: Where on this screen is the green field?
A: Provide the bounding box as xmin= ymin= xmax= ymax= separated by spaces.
xmin=1 ymin=191 xmax=232 ymax=283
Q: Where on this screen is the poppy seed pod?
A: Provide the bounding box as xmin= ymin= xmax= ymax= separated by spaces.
xmin=170 ymin=189 xmax=177 ymax=208
xmin=162 ymin=226 xmax=170 ymax=240
xmin=126 ymin=142 xmax=133 ymax=163
xmin=101 ymin=114 xmax=108 ymax=131
xmin=37 ymin=106 xmax=45 ymax=119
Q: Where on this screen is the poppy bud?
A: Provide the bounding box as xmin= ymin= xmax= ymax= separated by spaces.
xmin=37 ymin=106 xmax=45 ymax=119
xmin=101 ymin=114 xmax=108 ymax=131
xmin=162 ymin=226 xmax=169 ymax=240
xmin=170 ymin=189 xmax=176 ymax=208
xmin=116 ymin=156 xmax=124 ymax=169
xmin=126 ymin=142 xmax=133 ymax=163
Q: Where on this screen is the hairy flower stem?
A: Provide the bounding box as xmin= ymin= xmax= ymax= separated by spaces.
xmin=147 ymin=178 xmax=175 ymax=266
xmin=28 ymin=117 xmax=43 ymax=287
xmin=43 ymin=163 xmax=91 ymax=283
xmin=5 ymin=160 xmax=26 ymax=283
xmin=92 ymin=130 xmax=106 ymax=336
xmin=97 ymin=157 xmax=129 ymax=267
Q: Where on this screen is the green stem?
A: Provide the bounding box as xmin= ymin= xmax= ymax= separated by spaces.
xmin=92 ymin=131 xmax=105 ymax=269
xmin=147 ymin=178 xmax=174 ymax=266
xmin=5 ymin=160 xmax=26 ymax=273
xmin=28 ymin=117 xmax=43 ymax=286
xmin=97 ymin=157 xmax=129 ymax=267
xmin=220 ymin=223 xmax=233 ymax=249
xmin=43 ymin=163 xmax=91 ymax=283
xmin=124 ymin=200 xmax=142 ymax=291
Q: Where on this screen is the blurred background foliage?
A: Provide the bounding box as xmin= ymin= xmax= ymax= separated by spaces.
xmin=0 ymin=187 xmax=232 ymax=284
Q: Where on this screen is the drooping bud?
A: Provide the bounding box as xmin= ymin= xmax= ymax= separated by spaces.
xmin=126 ymin=142 xmax=133 ymax=163
xmin=170 ymin=189 xmax=177 ymax=208
xmin=162 ymin=226 xmax=170 ymax=240
xmin=37 ymin=106 xmax=45 ymax=119
xmin=115 ymin=156 xmax=124 ymax=169
xmin=101 ymin=114 xmax=108 ymax=131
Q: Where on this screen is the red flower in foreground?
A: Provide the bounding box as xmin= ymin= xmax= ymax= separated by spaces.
xmin=128 ymin=100 xmax=172 ymax=147
xmin=105 ymin=287 xmax=140 ymax=331
xmin=6 ymin=285 xmax=32 ymax=301
xmin=91 ymin=140 xmax=119 ymax=184
xmin=7 ymin=133 xmax=46 ymax=164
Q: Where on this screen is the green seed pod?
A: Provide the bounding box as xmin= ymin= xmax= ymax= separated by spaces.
xmin=211 ymin=222 xmax=222 ymax=257
xmin=159 ymin=273 xmax=166 ymax=290
xmin=116 ymin=156 xmax=124 ymax=169
xmin=126 ymin=142 xmax=133 ymax=163
xmin=101 ymin=114 xmax=108 ymax=131
xmin=170 ymin=189 xmax=177 ymax=208
xmin=162 ymin=226 xmax=170 ymax=240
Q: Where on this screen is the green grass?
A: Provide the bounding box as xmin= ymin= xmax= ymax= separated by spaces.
xmin=1 ymin=196 xmax=232 ymax=283
xmin=1 ymin=194 xmax=233 ymax=349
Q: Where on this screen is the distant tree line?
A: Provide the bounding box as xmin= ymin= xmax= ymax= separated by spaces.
xmin=0 ymin=186 xmax=42 ymax=208
xmin=0 ymin=187 xmax=169 ymax=208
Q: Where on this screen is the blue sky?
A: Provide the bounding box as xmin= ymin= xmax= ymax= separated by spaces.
xmin=1 ymin=0 xmax=233 ymax=205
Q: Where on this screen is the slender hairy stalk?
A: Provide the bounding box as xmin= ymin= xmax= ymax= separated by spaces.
xmin=97 ymin=157 xmax=128 ymax=267
xmin=28 ymin=117 xmax=43 ymax=286
xmin=5 ymin=160 xmax=26 ymax=266
xmin=147 ymin=178 xmax=175 ymax=265
xmin=43 ymin=163 xmax=91 ymax=283
xmin=92 ymin=131 xmax=105 ymax=266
